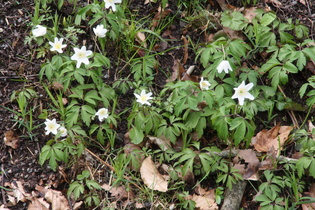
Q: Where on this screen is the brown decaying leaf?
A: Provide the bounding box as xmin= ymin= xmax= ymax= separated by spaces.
xmin=237 ymin=149 xmax=260 ymax=180
xmin=101 ymin=183 xmax=134 ymax=200
xmin=186 ymin=184 xmax=218 ymax=210
xmin=302 ymin=183 xmax=315 ymax=209
xmin=167 ymin=59 xmax=185 ymax=82
xmin=181 ymin=36 xmax=189 ymax=64
xmin=263 ymin=0 xmax=282 ymax=6
xmin=4 ymin=130 xmax=19 ymax=149
xmin=136 ymin=32 xmax=147 ymax=48
xmin=251 ymin=124 xmax=293 ymax=152
xmin=140 ymin=156 xmax=168 ymax=192
xmin=243 ymin=7 xmax=258 ymax=23
xmin=147 ymin=135 xmax=172 ymax=151
xmin=36 ymin=186 xmax=70 ymax=210
xmin=299 ymin=0 xmax=306 ymax=5
xmin=28 ymin=198 xmax=49 ymax=210
xmin=5 ymin=181 xmax=31 ymax=203
xmin=152 ymin=6 xmax=171 ymax=29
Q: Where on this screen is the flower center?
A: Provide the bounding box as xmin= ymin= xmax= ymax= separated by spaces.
xmin=238 ymin=88 xmax=247 ymax=96
xmin=78 ymin=52 xmax=86 ymax=58
xmin=100 ymin=110 xmax=107 ymax=115
xmin=55 ymin=42 xmax=61 ymax=49
xmin=140 ymin=95 xmax=147 ymax=102
xmin=201 ymin=82 xmax=207 ymax=87
xmin=48 ymin=124 xmax=56 ymax=130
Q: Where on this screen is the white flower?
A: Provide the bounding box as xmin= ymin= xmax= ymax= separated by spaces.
xmin=104 ymin=0 xmax=122 ymax=11
xmin=71 ymin=46 xmax=93 ymax=68
xmin=199 ymin=77 xmax=211 ymax=90
xmin=95 ymin=108 xmax=109 ymax=122
xmin=58 ymin=126 xmax=67 ymax=137
xmin=134 ymin=90 xmax=153 ymax=106
xmin=232 ymin=81 xmax=255 ymax=106
xmin=217 ymin=60 xmax=233 ymax=74
xmin=44 ymin=119 xmax=60 ymax=135
xmin=49 ymin=37 xmax=67 ymax=53
xmin=93 ymin=25 xmax=108 ymax=38
xmin=32 ymin=25 xmax=47 ymax=37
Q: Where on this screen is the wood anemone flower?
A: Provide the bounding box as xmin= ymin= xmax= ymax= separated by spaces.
xmin=134 ymin=90 xmax=153 ymax=106
xmin=93 ymin=25 xmax=108 ymax=38
xmin=199 ymin=77 xmax=211 ymax=90
xmin=95 ymin=108 xmax=109 ymax=122
xmin=104 ymin=0 xmax=122 ymax=12
xmin=71 ymin=46 xmax=93 ymax=68
xmin=217 ymin=60 xmax=233 ymax=74
xmin=232 ymin=81 xmax=254 ymax=105
xmin=32 ymin=25 xmax=47 ymax=37
xmin=44 ymin=119 xmax=60 ymax=135
xmin=49 ymin=37 xmax=67 ymax=53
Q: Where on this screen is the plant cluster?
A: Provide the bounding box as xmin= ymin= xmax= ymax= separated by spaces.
xmin=7 ymin=0 xmax=315 ymax=208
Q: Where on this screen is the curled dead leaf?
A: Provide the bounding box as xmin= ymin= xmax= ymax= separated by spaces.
xmin=35 ymin=186 xmax=70 ymax=210
xmin=101 ymin=183 xmax=134 ymax=200
xmin=251 ymin=124 xmax=293 ymax=152
xmin=140 ymin=156 xmax=168 ymax=192
xmin=4 ymin=130 xmax=19 ymax=149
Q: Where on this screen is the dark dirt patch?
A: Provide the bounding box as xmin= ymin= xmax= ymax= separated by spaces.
xmin=0 ymin=0 xmax=315 ymax=209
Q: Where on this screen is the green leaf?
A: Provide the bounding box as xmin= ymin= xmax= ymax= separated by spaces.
xmin=260 ymin=12 xmax=276 ymax=26
xmin=299 ymin=83 xmax=309 ymax=98
xmin=283 ymin=62 xmax=298 ymax=73
xmin=86 ymin=180 xmax=101 ymax=190
xmin=130 ymin=126 xmax=144 ymax=144
xmin=303 ymin=47 xmax=315 ymax=61
xmin=84 ymin=90 xmax=102 ymax=105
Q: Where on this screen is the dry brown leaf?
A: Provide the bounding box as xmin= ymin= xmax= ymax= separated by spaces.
xmin=101 ymin=183 xmax=134 ymax=200
xmin=45 ymin=189 xmax=69 ymax=210
xmin=187 ymin=185 xmax=218 ymax=210
xmin=251 ymin=124 xmax=293 ymax=152
xmin=302 ymin=183 xmax=315 ymax=209
xmin=263 ymin=0 xmax=282 ymax=6
xmin=147 ymin=135 xmax=172 ymax=151
xmin=4 ymin=130 xmax=19 ymax=149
xmin=140 ymin=156 xmax=168 ymax=192
xmin=152 ymin=7 xmax=171 ymax=29
xmin=299 ymin=0 xmax=306 ymax=5
xmin=136 ymin=32 xmax=147 ymax=48
xmin=237 ymin=149 xmax=260 ymax=180
xmin=308 ymin=120 xmax=315 ymax=132
xmin=28 ymin=198 xmax=50 ymax=210
xmin=181 ymin=36 xmax=189 ymax=64
xmin=243 ymin=7 xmax=258 ymax=23
xmin=35 ymin=186 xmax=70 ymax=210
xmin=167 ymin=59 xmax=185 ymax=82
xmin=6 ymin=181 xmax=31 ymax=203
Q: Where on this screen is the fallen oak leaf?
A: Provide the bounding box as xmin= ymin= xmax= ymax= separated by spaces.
xmin=186 ymin=184 xmax=218 ymax=210
xmin=140 ymin=156 xmax=168 ymax=192
xmin=152 ymin=7 xmax=172 ymax=29
xmin=251 ymin=124 xmax=293 ymax=152
xmin=4 ymin=130 xmax=19 ymax=149
xmin=35 ymin=186 xmax=70 ymax=210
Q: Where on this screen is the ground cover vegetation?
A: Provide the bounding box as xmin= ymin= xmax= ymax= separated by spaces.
xmin=1 ymin=0 xmax=315 ymax=209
